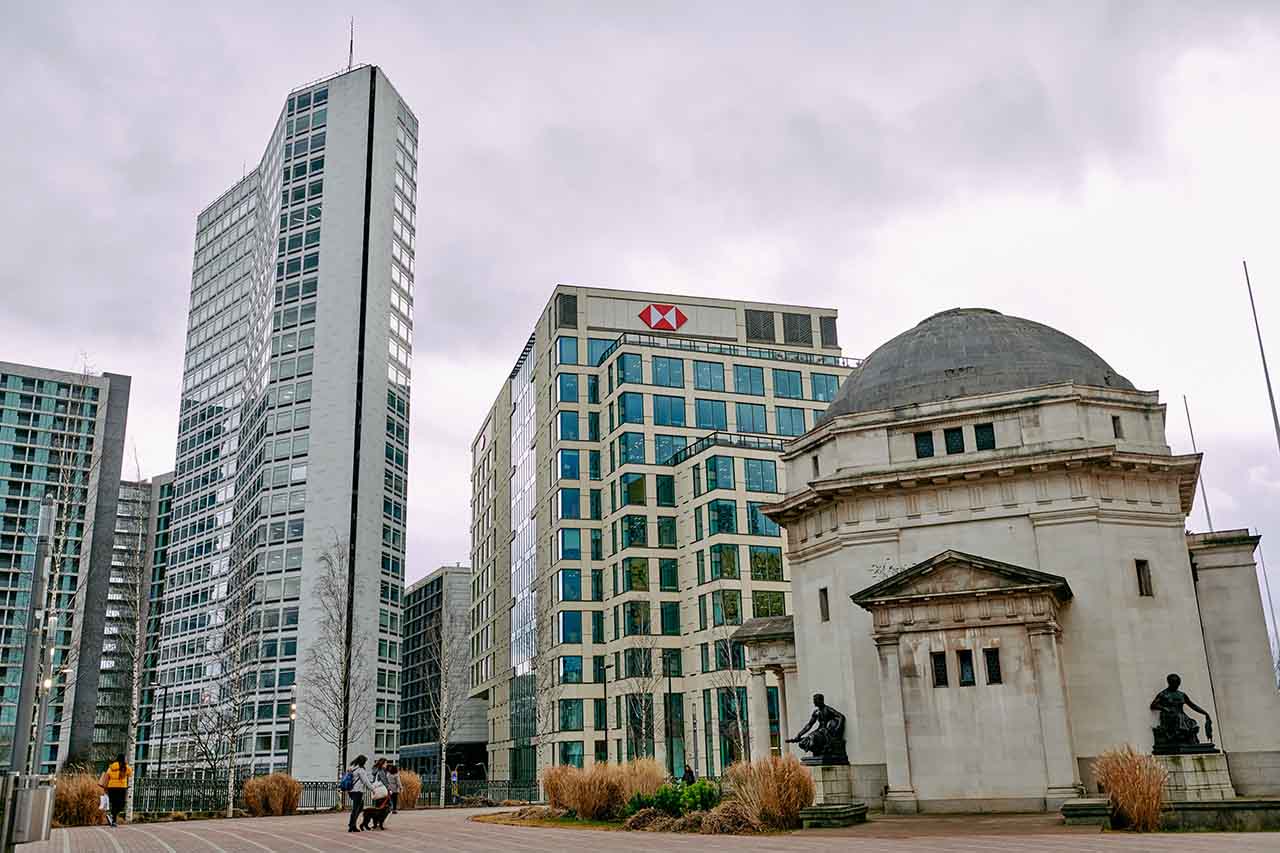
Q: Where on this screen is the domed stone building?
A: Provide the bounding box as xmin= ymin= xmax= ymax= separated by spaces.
xmin=760 ymin=308 xmax=1280 ymax=813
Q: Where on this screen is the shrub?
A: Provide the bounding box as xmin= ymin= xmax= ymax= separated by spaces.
xmin=1094 ymin=745 xmax=1167 ymax=832
xmin=680 ymin=779 xmax=720 ymax=814
xmin=398 ymin=770 xmax=422 ymax=810
xmin=725 ymin=754 xmax=815 ymax=830
xmin=673 ymin=810 xmax=707 ymax=833
xmin=52 ymin=773 xmax=105 ymax=827
xmin=651 ymin=783 xmax=684 ymax=816
xmin=623 ymin=806 xmax=663 ymax=830
xmin=242 ymin=773 xmax=302 ymax=817
xmin=623 ymin=790 xmax=655 ymax=817
xmin=701 ymin=799 xmax=761 ymax=834
xmin=541 ymin=765 xmax=575 ymax=811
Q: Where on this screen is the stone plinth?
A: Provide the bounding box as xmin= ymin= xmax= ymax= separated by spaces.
xmin=1060 ymin=797 xmax=1111 ymax=826
xmin=800 ymin=802 xmax=868 ymax=829
xmin=809 ymin=763 xmax=855 ymax=806
xmin=1157 ymin=752 xmax=1236 ymax=802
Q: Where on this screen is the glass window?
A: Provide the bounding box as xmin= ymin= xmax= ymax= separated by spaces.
xmin=619 ymin=392 xmax=644 ymax=425
xmin=587 ymin=375 xmax=599 ymax=404
xmin=625 ymin=647 xmax=651 ymax=678
xmin=653 ymin=356 xmax=684 ymax=388
xmin=558 ymin=373 xmax=579 ymax=402
xmin=623 ymin=557 xmax=649 ymax=592
xmin=706 ymin=456 xmax=734 ymax=491
xmin=588 ymin=411 xmax=600 ymax=441
xmin=957 ymin=649 xmax=976 ymax=687
xmin=558 ymin=411 xmax=579 ymax=441
xmin=812 ymin=373 xmax=839 ymax=402
xmin=557 ymin=336 xmax=579 ymax=365
xmin=653 ymin=395 xmax=685 ymax=427
xmin=558 ymin=449 xmax=580 ymax=479
xmin=693 ymin=360 xmax=725 ymax=391
xmin=695 ymin=399 xmax=728 ymax=430
xmin=711 ymin=589 xmax=741 ymax=626
xmin=588 ymin=450 xmax=601 ymax=480
xmin=749 ymin=545 xmax=783 ymax=581
xmin=591 ymin=530 xmax=603 ymax=561
xmin=559 ymin=488 xmax=581 ymax=519
xmin=656 ymin=474 xmax=675 ymax=507
xmin=560 ymin=656 xmax=583 ymax=684
xmin=659 ymin=558 xmax=679 ymax=591
xmin=707 ymin=499 xmax=737 ymax=535
xmin=622 ymin=515 xmax=647 ymax=548
xmin=753 ymin=590 xmax=786 ymax=618
xmin=619 ymin=353 xmax=643 ymax=384
xmin=699 ymin=597 xmax=708 ymax=632
xmin=984 ymin=648 xmax=1003 ymax=684
xmin=559 ymin=611 xmax=583 ymax=644
xmin=624 ymin=601 xmax=651 ymax=635
xmin=709 ymin=543 xmax=739 ymax=579
xmin=733 ymin=365 xmax=764 ymax=395
xmin=560 ymin=698 xmax=584 ymax=730
xmin=696 ymin=550 xmax=706 ymax=584
xmin=773 ymin=369 xmax=803 ymax=399
xmin=654 ymin=434 xmax=687 ymax=464
xmin=744 ymin=458 xmax=777 ymax=493
xmin=975 ymin=422 xmax=996 ymax=451
xmin=657 ymin=517 xmax=677 ymax=548
xmin=776 ymin=406 xmax=805 ymax=436
xmin=736 ymin=402 xmax=767 ymax=434
xmin=587 ymin=338 xmax=613 ymax=365
xmin=592 ymin=569 xmax=604 ymax=601
xmin=747 ymin=502 xmax=780 ymax=536
xmin=620 ymin=472 xmax=646 ymax=506
xmin=663 ymin=648 xmax=683 ymax=677
xmin=661 ymin=601 xmax=681 ymax=636
xmin=915 ymin=432 xmax=934 ymax=458
xmin=559 ymin=568 xmax=582 ymax=601
xmin=560 ymin=528 xmax=582 ymax=561
xmin=590 ymin=489 xmax=603 ymax=520
xmin=619 ymin=432 xmax=645 ymax=464
xmin=693 ymin=506 xmax=703 ymax=541
xmin=931 ymin=651 xmax=948 ymax=688
xmin=945 ymin=427 xmax=965 ymax=454
xmin=559 ymin=741 xmax=584 ymax=768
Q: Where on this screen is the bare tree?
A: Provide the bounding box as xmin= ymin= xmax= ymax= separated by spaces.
xmin=529 ymin=578 xmax=566 ymax=772
xmin=618 ymin=629 xmax=666 ymax=763
xmin=298 ymin=534 xmax=372 ymax=780
xmin=703 ymin=578 xmax=750 ymax=767
xmin=422 ymin=607 xmax=472 ymax=805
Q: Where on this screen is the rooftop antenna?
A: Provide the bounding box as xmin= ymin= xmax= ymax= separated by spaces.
xmin=348 ymin=18 xmax=354 ymax=71
xmin=1243 ymin=260 xmax=1280 ymax=456
xmin=1182 ymin=395 xmax=1213 ymax=531
xmin=1260 ymin=546 xmax=1280 ymax=685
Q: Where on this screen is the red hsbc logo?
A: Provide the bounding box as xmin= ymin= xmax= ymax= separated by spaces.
xmin=639 ymin=304 xmax=688 ymax=331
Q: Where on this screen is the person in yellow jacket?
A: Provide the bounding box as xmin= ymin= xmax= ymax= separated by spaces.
xmin=98 ymin=753 xmax=132 ymax=827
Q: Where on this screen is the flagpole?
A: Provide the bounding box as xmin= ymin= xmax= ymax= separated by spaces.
xmin=1182 ymin=395 xmax=1213 ymax=531
xmin=1243 ymin=260 xmax=1280 ymax=455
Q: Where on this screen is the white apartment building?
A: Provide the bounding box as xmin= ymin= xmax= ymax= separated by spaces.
xmin=153 ymin=65 xmax=417 ymax=779
xmin=469 ymin=286 xmax=858 ymax=784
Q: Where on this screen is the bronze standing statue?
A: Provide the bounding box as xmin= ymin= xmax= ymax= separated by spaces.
xmin=1150 ymin=673 xmax=1217 ymax=754
xmin=787 ymin=693 xmax=849 ymax=765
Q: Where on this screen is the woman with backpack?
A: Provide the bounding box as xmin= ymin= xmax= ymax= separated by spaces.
xmin=98 ymin=753 xmax=132 ymax=827
xmin=343 ymin=755 xmax=374 ymax=833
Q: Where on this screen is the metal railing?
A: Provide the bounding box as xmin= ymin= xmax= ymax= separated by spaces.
xmin=131 ymin=777 xmax=247 ymax=815
xmin=665 ymin=431 xmax=788 ymax=467
xmin=595 ymin=332 xmax=862 ymax=370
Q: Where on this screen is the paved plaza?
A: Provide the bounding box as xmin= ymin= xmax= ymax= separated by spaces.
xmin=23 ymin=807 xmax=1280 ymax=852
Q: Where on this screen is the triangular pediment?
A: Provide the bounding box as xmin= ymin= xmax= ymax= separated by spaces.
xmin=850 ymin=550 xmax=1073 ymax=607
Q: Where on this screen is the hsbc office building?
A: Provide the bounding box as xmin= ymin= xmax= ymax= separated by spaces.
xmin=466 ymin=286 xmax=857 ymax=784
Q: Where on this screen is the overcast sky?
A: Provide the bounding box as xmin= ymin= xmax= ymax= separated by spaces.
xmin=4 ymin=2 xmax=1280 ymax=640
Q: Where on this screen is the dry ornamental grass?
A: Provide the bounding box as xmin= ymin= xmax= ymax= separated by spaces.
xmin=398 ymin=770 xmax=422 ymax=810
xmin=724 ymin=754 xmax=815 ymax=830
xmin=539 ymin=759 xmax=666 ymax=821
xmin=242 ymin=773 xmax=302 ymax=816
xmin=1093 ymin=744 xmax=1167 ymax=832
xmin=52 ymin=773 xmax=106 ymax=827
xmin=701 ymin=799 xmax=762 ymax=834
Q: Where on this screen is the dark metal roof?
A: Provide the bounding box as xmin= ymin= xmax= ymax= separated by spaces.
xmin=731 ymin=615 xmax=795 ymax=644
xmin=818 ymin=308 xmax=1134 ymax=423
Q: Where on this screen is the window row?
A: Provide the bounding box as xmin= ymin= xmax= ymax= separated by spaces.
xmin=931 ymin=647 xmax=1003 ymax=687
xmin=692 ymin=499 xmax=780 ymax=538
xmin=914 ymin=423 xmax=996 ymax=459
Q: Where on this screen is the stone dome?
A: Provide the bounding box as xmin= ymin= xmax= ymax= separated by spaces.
xmin=819 ymin=308 xmax=1134 ymax=422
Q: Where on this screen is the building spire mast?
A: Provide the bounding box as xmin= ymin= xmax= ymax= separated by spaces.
xmin=1243 ymin=260 xmax=1280 ymax=456
xmin=348 ymin=18 xmax=354 ymax=71
xmin=1182 ymin=395 xmax=1213 ymax=531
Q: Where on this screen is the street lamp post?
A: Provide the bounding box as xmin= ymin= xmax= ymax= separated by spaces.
xmin=601 ymin=662 xmax=614 ymax=763
xmin=286 ymin=690 xmax=297 ymax=777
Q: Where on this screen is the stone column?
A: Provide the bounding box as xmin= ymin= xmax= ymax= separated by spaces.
xmin=749 ymin=668 xmax=772 ymax=760
xmin=875 ymin=636 xmax=917 ymax=813
xmin=1028 ymin=622 xmax=1081 ymax=808
xmin=774 ymin=666 xmax=794 ymax=757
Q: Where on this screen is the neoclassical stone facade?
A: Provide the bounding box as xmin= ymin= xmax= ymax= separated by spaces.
xmin=760 ymin=309 xmax=1280 ymax=813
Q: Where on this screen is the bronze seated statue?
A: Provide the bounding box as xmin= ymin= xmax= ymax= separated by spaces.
xmin=1151 ymin=673 xmax=1217 ymax=755
xmin=787 ymin=693 xmax=849 ymax=766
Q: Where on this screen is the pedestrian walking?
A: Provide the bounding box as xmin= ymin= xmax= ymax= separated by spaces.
xmin=362 ymin=758 xmax=392 ymax=830
xmin=98 ymin=753 xmax=132 ymax=827
xmin=344 ymin=755 xmax=374 ymax=833
xmin=386 ymin=763 xmax=402 ymax=813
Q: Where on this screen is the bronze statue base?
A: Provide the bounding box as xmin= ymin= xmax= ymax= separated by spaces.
xmin=801 ymin=755 xmax=849 ymax=766
xmin=1153 ymin=743 xmax=1219 ymax=756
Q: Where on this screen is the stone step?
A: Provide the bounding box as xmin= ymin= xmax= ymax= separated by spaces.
xmin=800 ymin=801 xmax=868 ymax=829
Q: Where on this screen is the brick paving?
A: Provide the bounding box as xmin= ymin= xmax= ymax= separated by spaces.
xmin=24 ymin=807 xmax=1280 ymax=852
